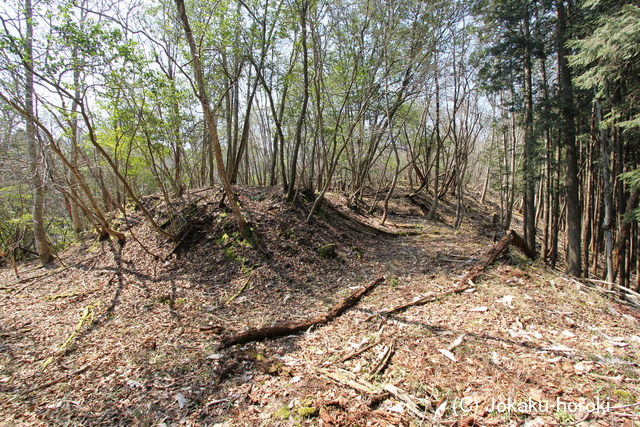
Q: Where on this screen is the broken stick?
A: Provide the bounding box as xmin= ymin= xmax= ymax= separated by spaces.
xmin=316 ymin=367 xmax=431 ymax=418
xmin=339 ymin=337 xmax=383 ymax=363
xmin=218 ymin=277 xmax=384 ymax=348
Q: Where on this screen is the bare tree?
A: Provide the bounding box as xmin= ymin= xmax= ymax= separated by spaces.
xmin=174 ymin=0 xmax=248 ymax=235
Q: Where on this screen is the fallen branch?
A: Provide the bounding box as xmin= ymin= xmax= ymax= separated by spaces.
xmin=316 ymin=367 xmax=380 ymax=395
xmin=4 ymin=254 xmax=102 ymax=294
xmin=22 ymin=364 xmax=91 ymax=394
xmin=225 ymin=274 xmax=253 ymax=305
xmin=447 ymin=334 xmax=466 ymax=351
xmin=42 ymin=302 xmax=100 ymax=370
xmin=382 ymin=383 xmax=429 ymax=419
xmin=316 ymin=367 xmax=431 ymax=418
xmin=338 ymin=337 xmax=383 ymax=363
xmin=365 ymin=285 xmax=470 ymax=320
xmin=218 ymin=277 xmax=384 ymax=348
xmin=457 ymin=229 xmax=533 ymax=288
xmin=369 ymin=338 xmax=395 ymax=378
xmin=43 ymin=291 xmax=82 ymax=301
xmin=367 ymin=230 xmax=532 ymax=320
xmin=323 ymin=202 xmax=417 ymax=236
xmin=575 ymin=278 xmax=640 ymax=309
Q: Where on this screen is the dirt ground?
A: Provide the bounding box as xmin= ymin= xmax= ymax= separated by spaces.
xmin=1 ymin=186 xmax=640 ymax=426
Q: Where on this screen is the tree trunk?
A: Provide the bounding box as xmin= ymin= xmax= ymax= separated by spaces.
xmin=69 ymin=61 xmax=83 ymax=234
xmin=427 ymin=60 xmax=440 ymax=220
xmin=597 ymin=98 xmax=615 ymax=285
xmin=522 ymin=4 xmax=536 ymax=257
xmin=613 ymin=191 xmax=639 ymax=281
xmin=557 ymin=0 xmax=581 ymax=276
xmin=286 ymin=0 xmax=310 ymax=201
xmin=581 ymin=138 xmax=595 ymax=277
xmin=539 ymin=57 xmax=551 ymax=262
xmin=550 ymin=134 xmax=561 ymax=269
xmin=231 ymin=76 xmax=259 ymax=184
xmin=24 ymin=0 xmax=54 ymax=265
xmin=174 ymin=0 xmax=247 ymax=236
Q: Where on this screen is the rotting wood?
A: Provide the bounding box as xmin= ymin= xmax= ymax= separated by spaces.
xmin=367 ymin=230 xmax=533 ymax=320
xmin=41 ymin=302 xmax=100 ymax=370
xmin=44 ymin=291 xmax=82 ymax=301
xmin=405 ymin=194 xmax=430 ymax=216
xmin=458 ymin=229 xmax=533 ymax=288
xmin=322 ymin=202 xmax=384 ymax=236
xmin=218 ymin=277 xmax=384 ymax=348
xmin=509 ymin=229 xmax=536 ymax=260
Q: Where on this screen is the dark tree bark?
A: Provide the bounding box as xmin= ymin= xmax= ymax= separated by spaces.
xmin=557 ymin=0 xmax=581 ymax=276
xmin=597 ymin=98 xmax=615 ymax=284
xmin=613 ymin=191 xmax=639 ymax=282
xmin=522 ymin=2 xmax=536 ymax=257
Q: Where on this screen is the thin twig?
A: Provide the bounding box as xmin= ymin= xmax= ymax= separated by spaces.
xmin=225 ymin=274 xmax=253 ymax=305
xmin=22 ymin=364 xmax=91 ymax=394
xmin=338 ymin=338 xmax=383 ymax=363
xmin=369 ymin=338 xmax=395 ymax=378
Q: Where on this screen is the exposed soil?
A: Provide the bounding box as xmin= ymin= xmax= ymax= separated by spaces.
xmin=1 ymin=186 xmax=640 ymax=426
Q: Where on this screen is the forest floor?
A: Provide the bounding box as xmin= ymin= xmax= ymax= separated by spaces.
xmin=1 ymin=186 xmax=640 ymax=427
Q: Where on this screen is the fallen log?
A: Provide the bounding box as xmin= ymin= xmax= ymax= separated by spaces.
xmin=218 ymin=277 xmax=384 ymax=348
xmin=323 ymin=202 xmax=421 ymax=236
xmin=458 ymin=229 xmax=534 ymax=288
xmin=367 ymin=229 xmax=533 ymax=319
xmin=405 ymin=194 xmax=430 ymax=216
xmin=322 ymin=202 xmax=391 ymax=236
